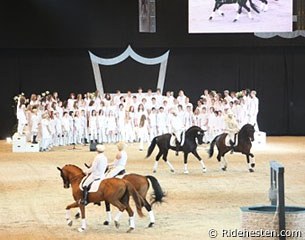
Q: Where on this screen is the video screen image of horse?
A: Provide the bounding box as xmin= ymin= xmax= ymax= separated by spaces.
xmin=189 ymin=0 xmax=293 ymax=33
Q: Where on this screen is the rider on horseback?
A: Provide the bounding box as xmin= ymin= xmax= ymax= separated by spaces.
xmin=106 ymin=141 xmax=128 ymax=178
xmin=169 ymin=110 xmax=184 ymax=156
xmin=80 ymin=144 xmax=108 ymax=205
xmin=224 ymin=109 xmax=239 ymax=154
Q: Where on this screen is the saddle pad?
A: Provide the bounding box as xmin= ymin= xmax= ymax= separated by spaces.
xmin=115 ymin=173 xmax=127 ymax=179
xmin=79 ymin=177 xmax=103 ymax=193
xmin=224 ymin=134 xmax=238 ymax=147
xmin=169 ymin=131 xmax=186 ymax=147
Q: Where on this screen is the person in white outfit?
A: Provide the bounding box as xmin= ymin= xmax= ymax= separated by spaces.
xmin=16 ymin=96 xmax=28 ymax=135
xmin=81 ymin=144 xmax=108 ymax=205
xmin=248 ymin=90 xmax=259 ymax=131
xmin=106 ymin=142 xmax=128 ymax=178
xmin=224 ymin=110 xmax=240 ymax=153
xmin=169 ymin=110 xmax=184 ymax=155
xmin=30 ymin=107 xmax=40 ymax=144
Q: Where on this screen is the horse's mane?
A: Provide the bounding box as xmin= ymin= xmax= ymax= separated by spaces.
xmin=64 ymin=164 xmax=85 ymax=174
xmin=186 ymin=125 xmax=201 ymax=133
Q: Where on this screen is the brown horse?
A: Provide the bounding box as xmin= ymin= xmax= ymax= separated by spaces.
xmin=57 ymin=164 xmax=145 ymax=232
xmin=102 ymin=173 xmax=165 ymax=228
xmin=208 ymin=124 xmax=256 ymax=172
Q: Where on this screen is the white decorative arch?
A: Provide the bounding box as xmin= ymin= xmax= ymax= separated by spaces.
xmin=89 ymin=45 xmax=170 ymax=94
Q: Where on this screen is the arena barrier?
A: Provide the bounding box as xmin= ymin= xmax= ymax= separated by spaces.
xmin=240 ymin=161 xmax=305 ymax=240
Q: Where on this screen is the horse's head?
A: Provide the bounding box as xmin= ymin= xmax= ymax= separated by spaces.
xmin=57 ymin=166 xmax=70 ymax=188
xmin=57 ymin=164 xmax=84 ymax=189
xmin=240 ymin=124 xmax=255 ymax=142
xmin=187 ymin=126 xmax=206 ymax=145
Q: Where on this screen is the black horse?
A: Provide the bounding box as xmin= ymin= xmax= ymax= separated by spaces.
xmin=146 ymin=126 xmax=206 ymax=174
xmin=208 ymin=123 xmax=256 ymax=172
xmin=209 ymin=0 xmax=260 ymax=22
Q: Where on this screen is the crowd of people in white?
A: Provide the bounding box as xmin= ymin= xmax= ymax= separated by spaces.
xmin=15 ymin=87 xmax=259 ymax=152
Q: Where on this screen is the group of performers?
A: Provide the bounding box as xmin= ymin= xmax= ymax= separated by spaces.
xmin=15 ymin=87 xmax=259 ymax=151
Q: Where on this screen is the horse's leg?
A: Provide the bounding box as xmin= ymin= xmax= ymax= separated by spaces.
xmin=209 ymin=3 xmax=218 ymax=20
xmin=143 ymin=198 xmax=155 ymax=227
xmin=247 ymin=153 xmax=255 ymax=172
xmin=183 ymin=152 xmax=189 ymax=174
xmin=125 ymin=205 xmax=135 ymax=233
xmin=153 ymin=150 xmax=163 ymax=173
xmin=216 ymin=3 xmax=225 ymax=16
xmin=78 ymin=204 xmax=87 ymax=232
xmin=259 ymin=0 xmax=268 ymax=11
xmin=110 ymin=200 xmax=127 ymax=229
xmin=243 ymin=4 xmax=253 ymax=19
xmin=220 ymin=154 xmax=228 ymax=171
xmin=233 ymin=4 xmax=242 ymax=21
xmin=163 ymin=150 xmax=175 ymax=173
xmin=192 ymin=150 xmax=207 ymax=173
xmin=263 ymin=0 xmax=268 ymax=11
xmin=65 ymin=202 xmax=80 ymax=227
xmin=209 ymin=2 xmax=223 ymax=20
xmin=103 ymin=202 xmax=112 ymax=226
xmin=114 ymin=211 xmax=124 ymax=229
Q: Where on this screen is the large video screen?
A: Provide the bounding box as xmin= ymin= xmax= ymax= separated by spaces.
xmin=189 ymin=0 xmax=293 ymax=33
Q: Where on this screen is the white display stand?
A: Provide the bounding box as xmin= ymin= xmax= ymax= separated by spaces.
xmin=25 ymin=142 xmax=40 ymax=152
xmin=12 ymin=133 xmax=40 ymax=152
xmin=12 ymin=133 xmax=27 ymax=152
xmin=253 ymin=131 xmax=266 ymax=146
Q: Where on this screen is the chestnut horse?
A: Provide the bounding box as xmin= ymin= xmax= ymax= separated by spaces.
xmin=57 ymin=164 xmax=144 ymax=232
xmin=103 ymin=173 xmax=165 ymax=228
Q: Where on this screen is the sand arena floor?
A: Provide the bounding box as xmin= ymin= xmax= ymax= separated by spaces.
xmin=0 ymin=137 xmax=305 ymax=240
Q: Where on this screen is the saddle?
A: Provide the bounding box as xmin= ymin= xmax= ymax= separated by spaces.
xmin=114 ymin=169 xmax=126 ymax=179
xmin=79 ymin=176 xmax=102 ymax=193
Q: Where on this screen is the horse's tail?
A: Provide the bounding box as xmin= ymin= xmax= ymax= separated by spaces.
xmin=208 ymin=135 xmax=218 ymax=158
xmin=249 ymin=0 xmax=260 ymax=13
xmin=146 ymin=137 xmax=157 ymax=158
xmin=125 ymin=180 xmax=145 ymax=218
xmin=146 ymin=175 xmax=166 ymax=206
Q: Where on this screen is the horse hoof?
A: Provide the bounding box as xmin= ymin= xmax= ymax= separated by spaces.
xmin=209 ymin=16 xmax=212 ymax=20
xmin=184 ymin=170 xmax=189 ymax=174
xmin=115 ymin=221 xmax=120 ymax=229
xmin=249 ymin=168 xmax=255 ymax=173
xmin=170 ymin=169 xmax=175 ymax=173
xmin=148 ymin=222 xmax=154 ymax=228
xmin=251 ymin=163 xmax=255 ymax=168
xmin=153 ymin=170 xmax=156 ymax=173
xmin=67 ymin=219 xmax=73 ymax=227
xmin=103 ymin=221 xmax=109 ymax=226
xmin=233 ymin=19 xmax=237 ymax=22
xmin=221 ymin=167 xmax=227 ymax=171
xmin=78 ymin=227 xmax=85 ymax=232
xmin=126 ymin=227 xmax=134 ymax=233
xmin=221 ymin=13 xmax=224 ymax=16
xmin=75 ymin=212 xmax=80 ymax=219
xmin=202 ymin=168 xmax=207 ymax=173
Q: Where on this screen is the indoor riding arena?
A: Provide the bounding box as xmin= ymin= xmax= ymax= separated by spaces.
xmin=0 ymin=137 xmax=305 ymax=240
xmin=1 ymin=1 xmax=305 ymax=240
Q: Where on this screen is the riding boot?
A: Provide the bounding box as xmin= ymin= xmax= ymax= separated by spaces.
xmin=80 ymin=186 xmax=89 ymax=205
xmin=32 ymin=135 xmax=38 ymax=144
xmin=229 ymin=140 xmax=234 ymax=154
xmin=175 ymin=140 xmax=180 ymax=156
xmin=229 ymin=135 xmax=236 ymax=154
